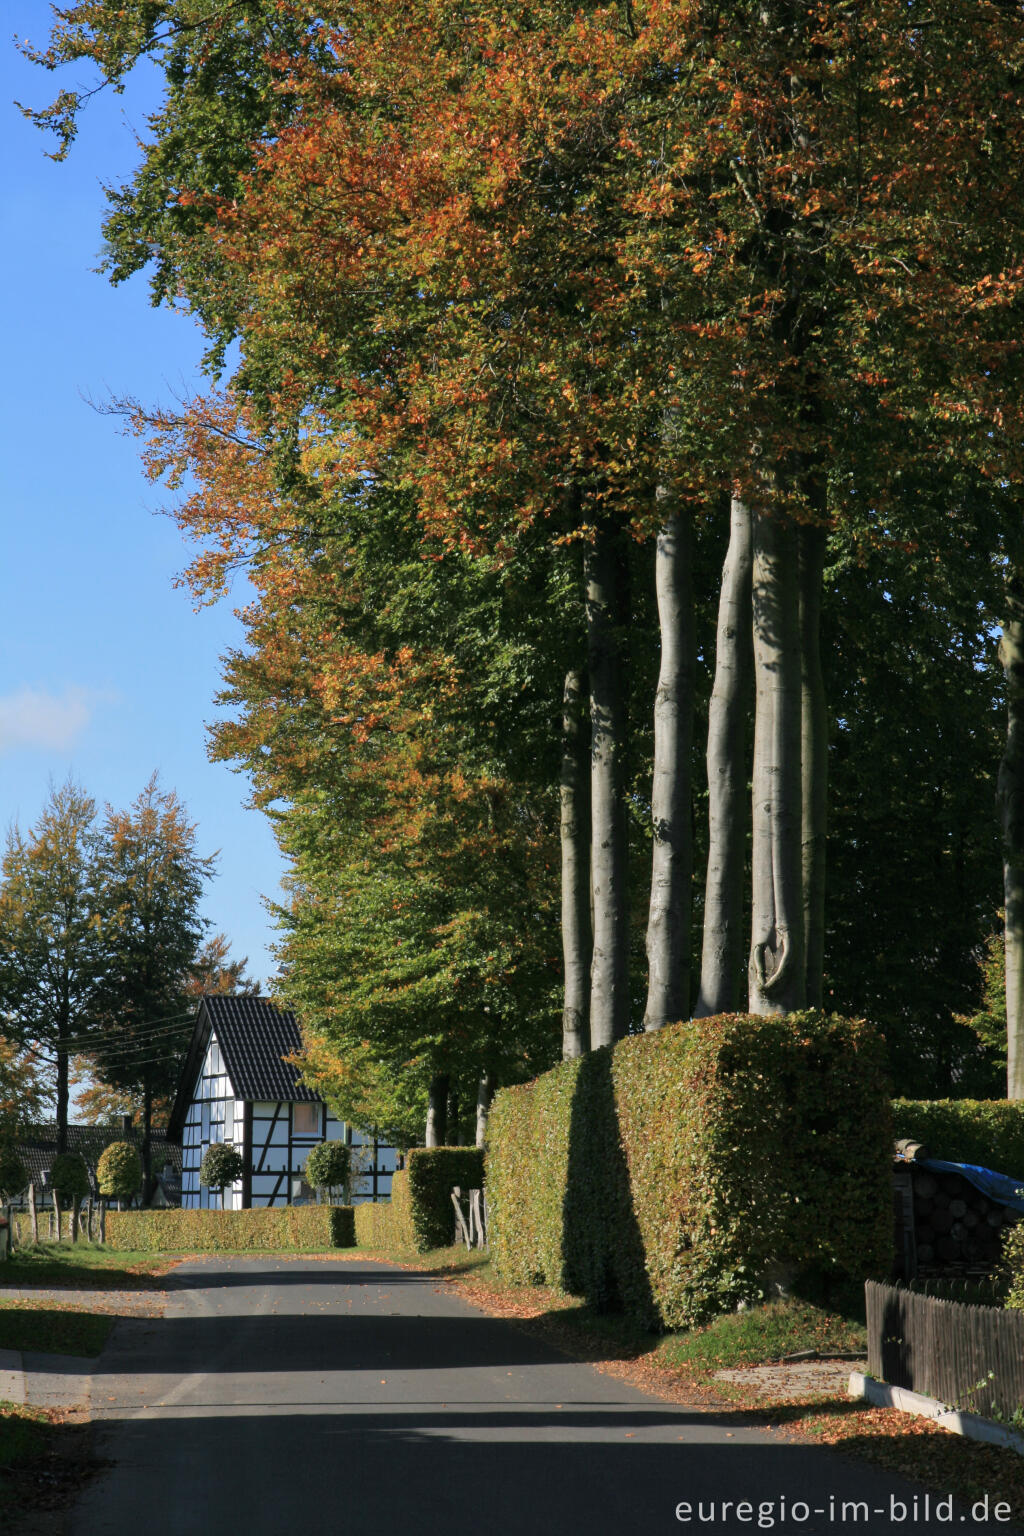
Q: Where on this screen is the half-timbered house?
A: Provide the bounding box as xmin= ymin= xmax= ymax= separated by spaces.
xmin=168 ymin=995 xmax=396 ymax=1209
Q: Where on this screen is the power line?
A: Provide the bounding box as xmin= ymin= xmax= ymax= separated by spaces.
xmin=52 ymin=1013 xmax=196 ymax=1054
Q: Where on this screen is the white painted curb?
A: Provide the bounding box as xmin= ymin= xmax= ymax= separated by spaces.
xmin=0 ymin=1346 xmax=26 ymax=1406
xmin=849 ymin=1371 xmax=1024 ymax=1455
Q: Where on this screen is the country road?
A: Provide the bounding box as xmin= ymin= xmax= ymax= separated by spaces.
xmin=37 ymin=1256 xmax=1017 ymax=1535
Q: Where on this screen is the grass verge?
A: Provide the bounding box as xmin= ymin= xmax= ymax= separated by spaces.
xmin=0 ymin=1300 xmax=114 ymax=1357
xmin=2 ymin=1241 xmax=180 ymax=1289
xmin=0 ymin=1401 xmax=98 ymax=1532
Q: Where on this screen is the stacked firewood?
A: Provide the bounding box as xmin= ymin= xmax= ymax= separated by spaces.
xmin=912 ymin=1166 xmax=1018 ymax=1272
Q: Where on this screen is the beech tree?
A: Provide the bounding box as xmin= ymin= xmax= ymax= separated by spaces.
xmin=999 ymin=527 xmax=1024 ymax=1098
xmin=26 ymin=0 xmax=1024 ymax=1093
xmin=89 ymin=777 xmax=213 ymax=1195
xmin=0 ymin=781 xmax=102 ymax=1152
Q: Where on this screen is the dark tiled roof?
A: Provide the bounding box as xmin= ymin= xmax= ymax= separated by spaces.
xmin=168 ymin=995 xmax=319 ymax=1142
xmin=15 ymin=1125 xmax=182 ymax=1193
xmin=204 ymin=995 xmax=319 ymax=1104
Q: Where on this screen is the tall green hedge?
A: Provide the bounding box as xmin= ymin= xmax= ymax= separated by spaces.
xmin=892 ymin=1100 xmax=1024 ymax=1175
xmin=351 ymin=1151 xmax=483 ymax=1253
xmin=402 ymin=1148 xmax=484 ymax=1251
xmin=106 ymin=1205 xmax=355 ymax=1252
xmin=487 ymin=1012 xmax=892 ymax=1329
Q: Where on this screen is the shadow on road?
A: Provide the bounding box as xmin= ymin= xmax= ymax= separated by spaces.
xmin=77 ymin=1408 xmax=1018 ymax=1535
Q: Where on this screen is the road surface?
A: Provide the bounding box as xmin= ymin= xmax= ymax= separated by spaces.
xmin=45 ymin=1257 xmax=1017 ymax=1534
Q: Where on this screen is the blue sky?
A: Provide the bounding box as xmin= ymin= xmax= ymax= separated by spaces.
xmin=2 ymin=4 xmax=283 ymax=987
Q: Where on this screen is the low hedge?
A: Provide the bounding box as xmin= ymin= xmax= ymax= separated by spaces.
xmin=354 ymin=1200 xmax=398 ymax=1249
xmin=106 ymin=1205 xmax=355 ymax=1252
xmin=487 ymin=1012 xmax=892 ymax=1329
xmin=892 ymin=1099 xmax=1024 ymax=1176
xmin=405 ymin=1148 xmax=484 ymax=1251
xmin=353 ymin=1152 xmax=484 ymax=1253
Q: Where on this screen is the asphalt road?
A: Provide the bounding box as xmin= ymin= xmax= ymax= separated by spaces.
xmin=49 ymin=1257 xmax=1018 ymax=1535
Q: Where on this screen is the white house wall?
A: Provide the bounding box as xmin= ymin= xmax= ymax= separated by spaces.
xmin=181 ymin=1030 xmax=242 ymax=1210
xmin=181 ymin=1030 xmax=397 ymax=1209
xmin=249 ymin=1106 xmax=396 ymax=1206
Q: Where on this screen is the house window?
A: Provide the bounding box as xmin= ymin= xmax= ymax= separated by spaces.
xmin=293 ymin=1102 xmax=320 ymax=1136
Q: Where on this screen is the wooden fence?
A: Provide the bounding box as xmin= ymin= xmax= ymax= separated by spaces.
xmin=867 ymin=1279 xmax=1024 ymax=1420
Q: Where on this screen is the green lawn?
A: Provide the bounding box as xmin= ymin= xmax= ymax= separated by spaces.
xmin=0 ymin=1400 xmax=52 ymax=1471
xmin=0 ymin=1300 xmax=114 ymax=1358
xmin=657 ymin=1298 xmax=867 ymax=1372
xmin=2 ymin=1241 xmax=177 ymax=1289
xmin=0 ymin=1399 xmax=94 ymax=1529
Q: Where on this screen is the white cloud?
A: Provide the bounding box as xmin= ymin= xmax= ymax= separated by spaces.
xmin=0 ymin=687 xmax=98 ymax=755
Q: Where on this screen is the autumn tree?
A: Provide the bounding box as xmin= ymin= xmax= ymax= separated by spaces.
xmin=184 ymin=933 xmax=261 ymax=1000
xmin=0 ymin=780 xmax=102 ymax=1151
xmin=26 ymin=0 xmax=1024 ymax=1089
xmin=89 ymin=776 xmax=213 ymax=1196
xmin=0 ymin=1035 xmax=49 ymax=1145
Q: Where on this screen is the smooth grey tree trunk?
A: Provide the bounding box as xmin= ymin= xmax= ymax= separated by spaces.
xmin=1000 ymin=543 xmax=1024 ymax=1098
xmin=475 ymin=1070 xmax=494 ymax=1148
xmin=586 ymin=526 xmax=631 ymax=1046
xmin=748 ymin=507 xmax=806 ymax=1015
xmin=425 ymin=1074 xmax=449 ymax=1146
xmin=799 ymin=521 xmax=828 ymax=1008
xmin=697 ymin=497 xmax=754 ymax=1016
xmin=561 ymin=668 xmax=591 ymax=1057
xmin=644 ymin=512 xmax=695 ymax=1030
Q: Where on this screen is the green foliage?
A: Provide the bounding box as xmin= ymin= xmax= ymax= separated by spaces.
xmin=0 ymin=1147 xmax=28 ymax=1202
xmin=96 ymin=1142 xmax=142 ymax=1203
xmin=658 ymin=1299 xmax=867 ymax=1372
xmin=998 ymin=1225 xmax=1024 ymax=1311
xmin=822 ymin=512 xmax=1005 ymax=1098
xmin=106 ymin=1205 xmax=355 ymax=1252
xmin=958 ymin=930 xmax=1008 ymax=1086
xmin=892 ymin=1100 xmax=1024 ymax=1176
xmin=404 ymin=1148 xmax=485 ymax=1252
xmin=303 ymin=1140 xmax=350 ymax=1194
xmin=198 ymin=1142 xmax=245 ymax=1191
xmin=388 ymin=1169 xmax=419 ymax=1252
xmin=0 ymin=1300 xmax=114 ymax=1358
xmin=487 ymin=1013 xmax=892 ymax=1330
xmin=48 ymin=1153 xmax=90 ymax=1201
xmin=352 ymin=1200 xmax=398 ymax=1251
xmin=0 ymin=781 xmax=103 ymax=1142
xmin=90 ymin=777 xmax=214 ymax=1156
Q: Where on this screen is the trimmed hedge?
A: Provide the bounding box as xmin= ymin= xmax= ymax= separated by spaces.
xmin=487 ymin=1012 xmax=892 ymax=1329
xmin=405 ymin=1148 xmax=484 ymax=1251
xmin=106 ymin=1205 xmax=355 ymax=1252
xmin=892 ymin=1099 xmax=1024 ymax=1176
xmin=354 ymin=1199 xmax=398 ymax=1249
xmin=352 ymin=1152 xmax=484 ymax=1253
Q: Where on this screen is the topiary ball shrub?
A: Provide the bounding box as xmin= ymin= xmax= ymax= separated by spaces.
xmin=304 ymin=1141 xmax=350 ymax=1199
xmin=0 ymin=1146 xmax=28 ymax=1202
xmin=199 ymin=1142 xmax=244 ymax=1191
xmin=49 ymin=1152 xmax=90 ymax=1202
xmin=97 ymin=1142 xmax=142 ymax=1205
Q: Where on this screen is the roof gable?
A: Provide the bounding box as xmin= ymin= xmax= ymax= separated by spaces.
xmin=207 ymin=995 xmax=318 ymax=1104
xmin=168 ymin=995 xmax=319 ymax=1141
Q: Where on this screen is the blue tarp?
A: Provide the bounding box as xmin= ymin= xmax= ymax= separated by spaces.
xmin=920 ymin=1157 xmax=1024 ymax=1214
